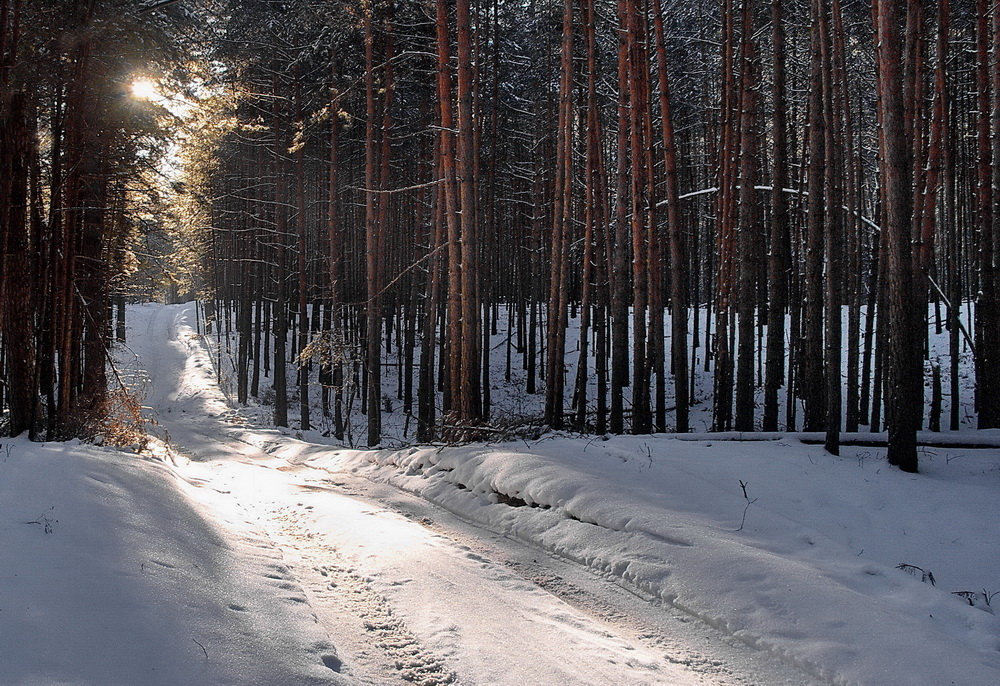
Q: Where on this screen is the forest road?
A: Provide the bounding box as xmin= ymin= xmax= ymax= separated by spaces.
xmin=121 ymin=302 xmax=824 ymax=686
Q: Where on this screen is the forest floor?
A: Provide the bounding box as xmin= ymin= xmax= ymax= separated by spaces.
xmin=2 ymin=301 xmax=999 ymax=685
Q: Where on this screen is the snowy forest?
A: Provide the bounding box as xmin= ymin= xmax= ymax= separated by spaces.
xmin=2 ymin=0 xmax=1000 ymax=684
xmin=4 ymin=0 xmax=1000 ymax=466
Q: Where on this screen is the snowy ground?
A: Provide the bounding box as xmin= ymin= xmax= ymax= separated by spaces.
xmin=3 ymin=301 xmax=998 ymax=685
xmin=326 ymin=435 xmax=1000 ymax=684
xmin=110 ymin=302 xmax=809 ymax=685
xmin=0 ymin=438 xmax=347 ymax=685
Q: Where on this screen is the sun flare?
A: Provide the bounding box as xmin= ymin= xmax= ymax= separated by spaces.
xmin=130 ymin=79 xmax=159 ymax=100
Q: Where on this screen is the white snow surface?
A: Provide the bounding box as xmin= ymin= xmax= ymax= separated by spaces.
xmin=4 ymin=301 xmax=999 ymax=686
xmin=323 ymin=435 xmax=1000 ymax=684
xmin=110 ymin=302 xmax=717 ymax=685
xmin=0 ymin=440 xmax=346 ymax=686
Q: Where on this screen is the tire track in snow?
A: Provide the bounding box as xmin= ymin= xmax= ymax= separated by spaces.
xmin=158 ymin=431 xmax=456 ymax=685
xmin=262 ymin=501 xmax=458 ymax=686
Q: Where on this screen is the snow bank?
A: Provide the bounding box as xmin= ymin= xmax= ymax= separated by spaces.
xmin=310 ymin=435 xmax=1000 ymax=685
xmin=0 ymin=437 xmax=347 ymax=685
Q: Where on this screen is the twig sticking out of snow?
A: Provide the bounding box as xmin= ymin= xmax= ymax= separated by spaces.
xmin=896 ymin=563 xmax=936 ymax=586
xmin=736 ymin=480 xmax=757 ymax=532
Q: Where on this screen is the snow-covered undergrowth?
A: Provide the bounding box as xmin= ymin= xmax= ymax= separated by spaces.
xmin=304 ymin=435 xmax=1000 ymax=685
xmin=0 ymin=436 xmax=346 ymax=685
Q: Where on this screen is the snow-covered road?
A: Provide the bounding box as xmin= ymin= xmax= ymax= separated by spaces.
xmin=121 ymin=303 xmax=823 ymax=685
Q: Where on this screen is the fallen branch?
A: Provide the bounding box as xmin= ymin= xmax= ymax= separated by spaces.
xmin=192 ymin=638 xmax=209 ymax=659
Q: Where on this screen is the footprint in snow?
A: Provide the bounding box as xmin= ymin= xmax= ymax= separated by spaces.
xmin=320 ymin=654 xmax=342 ymax=672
